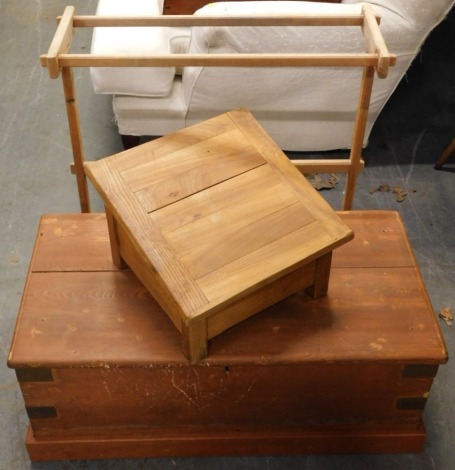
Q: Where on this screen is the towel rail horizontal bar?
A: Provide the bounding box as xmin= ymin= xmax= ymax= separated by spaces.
xmin=65 ymin=14 xmax=378 ymax=28
xmin=42 ymin=53 xmax=396 ymax=69
xmin=41 ymin=6 xmax=395 ymax=212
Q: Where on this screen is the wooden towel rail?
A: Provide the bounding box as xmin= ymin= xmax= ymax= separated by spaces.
xmin=40 ymin=5 xmax=396 ymax=213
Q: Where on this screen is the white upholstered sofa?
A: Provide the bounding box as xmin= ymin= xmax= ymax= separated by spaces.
xmin=90 ymin=0 xmax=454 ymax=151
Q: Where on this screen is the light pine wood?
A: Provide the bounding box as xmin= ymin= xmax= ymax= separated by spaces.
xmin=339 ymin=3 xmax=393 ymax=210
xmin=206 ymin=260 xmax=316 ymax=338
xmin=182 ymin=318 xmax=208 ymax=363
xmin=362 ymin=3 xmax=392 ymax=78
xmin=45 ymin=6 xmax=75 ymax=79
xmin=40 ymin=8 xmax=396 ymax=212
xmin=70 ymin=14 xmax=368 ymax=28
xmin=105 ymin=206 xmax=127 ymax=269
xmin=61 ymin=67 xmax=90 ymax=213
xmin=292 ymin=158 xmax=365 ymax=174
xmin=53 ymin=53 xmax=388 ymax=69
xmin=305 ymin=251 xmax=332 ymax=298
xmin=344 ymin=65 xmax=375 ymax=210
xmin=85 ymin=109 xmax=354 ymax=361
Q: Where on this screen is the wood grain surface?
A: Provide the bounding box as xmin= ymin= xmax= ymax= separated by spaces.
xmin=7 ymin=210 xmax=447 ymax=459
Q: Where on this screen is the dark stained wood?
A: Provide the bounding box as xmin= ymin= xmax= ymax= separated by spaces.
xmin=31 ymin=213 xmax=116 ymax=272
xmin=163 ymin=0 xmax=342 ymax=15
xmin=8 ymin=211 xmax=448 ymax=460
xmin=434 ymin=137 xmax=455 ymax=169
xmin=333 ymin=210 xmax=415 ymax=268
xmin=9 ymin=212 xmax=446 ymax=367
xmin=20 ymin=362 xmax=433 ymax=439
xmin=9 ymin=259 xmax=446 ymax=367
xmin=26 ymin=423 xmax=425 ymax=461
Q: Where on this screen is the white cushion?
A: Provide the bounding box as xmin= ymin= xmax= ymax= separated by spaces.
xmin=108 ymin=0 xmax=454 ymax=152
xmin=113 ymin=79 xmax=186 ymax=136
xmin=91 ymin=0 xmax=184 ymax=97
xmin=181 ymin=0 xmax=453 ymax=151
xmin=184 ymin=1 xmax=367 ymax=151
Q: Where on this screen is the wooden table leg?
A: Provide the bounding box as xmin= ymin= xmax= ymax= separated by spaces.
xmin=434 ymin=137 xmax=455 ymax=169
xmin=182 ymin=319 xmax=208 ymax=363
xmin=105 ymin=207 xmax=128 ymax=269
xmin=306 ymin=251 xmax=333 ymax=299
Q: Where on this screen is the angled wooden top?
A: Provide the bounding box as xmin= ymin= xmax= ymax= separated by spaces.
xmin=7 ymin=211 xmax=448 ymax=367
xmin=84 ymin=109 xmax=353 ymax=325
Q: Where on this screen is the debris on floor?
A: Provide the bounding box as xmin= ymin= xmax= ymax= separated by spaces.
xmin=369 ymin=184 xmax=390 ymax=194
xmin=393 ymin=185 xmax=407 ymax=202
xmin=307 ymin=173 xmax=340 ymax=190
xmin=439 ymin=307 xmax=453 ymax=327
xmin=369 ymin=183 xmax=414 ymax=202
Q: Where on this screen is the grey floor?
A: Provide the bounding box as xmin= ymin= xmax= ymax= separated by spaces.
xmin=1 ymin=1 xmax=454 ymax=469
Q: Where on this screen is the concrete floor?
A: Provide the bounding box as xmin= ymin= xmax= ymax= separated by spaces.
xmin=1 ymin=1 xmax=454 ymax=468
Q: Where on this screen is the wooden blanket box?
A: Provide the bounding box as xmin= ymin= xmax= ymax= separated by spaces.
xmin=8 ymin=211 xmax=447 ymax=461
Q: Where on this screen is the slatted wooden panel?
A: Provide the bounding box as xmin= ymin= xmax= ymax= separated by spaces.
xmin=84 ymin=109 xmax=354 ymax=360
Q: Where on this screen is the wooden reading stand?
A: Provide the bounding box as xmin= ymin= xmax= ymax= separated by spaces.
xmin=84 ymin=109 xmax=354 ymax=362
